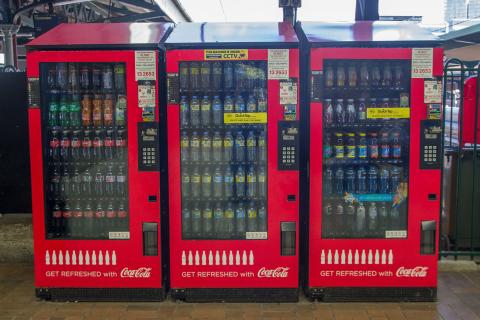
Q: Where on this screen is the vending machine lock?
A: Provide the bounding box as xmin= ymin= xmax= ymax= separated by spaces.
xmin=281 ymin=222 xmax=296 ymax=256
xmin=142 ymin=223 xmax=158 ymax=256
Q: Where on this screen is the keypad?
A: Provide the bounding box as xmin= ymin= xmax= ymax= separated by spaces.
xmin=142 ymin=147 xmax=156 ymax=165
xmin=423 ymin=145 xmax=438 ymax=163
xmin=282 ymin=146 xmax=296 ymax=164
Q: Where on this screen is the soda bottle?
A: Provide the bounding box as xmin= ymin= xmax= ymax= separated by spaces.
xmin=95 ymin=201 xmax=106 ymax=237
xmin=336 ymin=63 xmax=346 ymax=87
xmin=258 ymin=131 xmax=266 ymax=162
xmin=347 ymin=64 xmax=357 ymax=87
xmin=201 ymin=131 xmax=211 ymax=162
xmin=335 ymin=167 xmax=344 ymax=196
xmin=190 ymin=131 xmax=200 ymax=162
xmin=102 ymin=65 xmax=114 ymax=91
xmin=70 ymin=167 xmax=82 ymax=197
xmin=105 ymin=201 xmax=116 ymax=230
xmin=202 ymin=202 xmax=213 ymax=236
xmin=380 ymin=132 xmax=390 ymax=159
xmin=189 ymin=62 xmax=200 ymax=90
xmin=335 ymin=203 xmax=345 ymax=233
xmin=50 ymin=165 xmax=61 ymax=197
xmin=202 ymin=167 xmax=212 ymax=198
xmin=60 ymin=130 xmax=71 ymax=162
xmin=116 ymin=165 xmax=127 ymax=196
xmin=346 ymin=99 xmax=356 ymax=124
xmin=69 ymin=95 xmax=81 ymax=128
xmin=224 ymin=62 xmax=234 ymax=89
xmin=357 ymin=133 xmax=367 ymax=159
xmin=334 ymin=133 xmax=344 ymax=159
xmin=225 ymin=202 xmax=235 ymax=235
xmin=257 ymin=89 xmax=267 ymax=112
xmin=68 ymin=64 xmax=79 ymax=92
xmin=62 ymin=200 xmax=73 ymax=237
xmin=224 ymin=166 xmax=234 ymax=198
xmin=81 ymin=130 xmax=92 ymax=162
xmin=323 ymin=167 xmax=333 ymax=196
xmin=180 ymin=131 xmax=189 ymax=162
xmin=94 ymin=166 xmax=104 ymax=196
xmin=234 ymin=95 xmax=245 ymax=112
xmin=247 ymin=201 xmax=257 ymax=232
xmin=212 ymin=96 xmax=223 ymax=125
xmin=235 ymin=202 xmax=246 ymax=235
xmin=200 ymin=62 xmax=210 ymax=90
xmin=92 ymin=65 xmax=102 ymax=90
xmin=235 ymin=165 xmax=246 ymax=198
xmin=59 ymin=95 xmax=70 ymax=128
xmin=181 ymin=169 xmax=190 ymax=198
xmin=60 ymin=165 xmax=70 ymax=198
xmin=224 ymin=95 xmax=234 ymax=113
xmin=235 ymin=62 xmax=245 ymax=90
xmin=81 ymin=200 xmax=93 ymax=237
xmin=335 ymin=99 xmax=345 ymax=124
xmin=49 ymin=130 xmax=61 ymax=160
xmin=182 ymin=205 xmax=191 ymax=235
xmin=359 ymin=62 xmax=369 ymax=87
xmin=213 ymin=202 xmax=224 ymax=234
xmin=105 ymin=165 xmax=115 ymax=196
xmin=247 ymin=62 xmax=257 ymax=89
xmin=190 ymin=96 xmax=200 ymax=127
xmin=356 ymin=167 xmax=367 ymax=194
xmin=48 ymin=66 xmax=57 ymax=90
xmin=246 ymin=95 xmax=256 ymax=112
xmin=258 ymin=205 xmax=267 ymax=232
xmin=247 ymin=166 xmax=257 ymax=198
xmin=367 ymin=203 xmax=378 ymax=231
xmin=391 ymin=166 xmax=401 ymax=193
xmin=379 ymin=168 xmax=390 ymax=194
xmin=92 ymin=95 xmax=103 ymax=128
xmin=117 ymin=201 xmax=128 ymax=229
xmin=246 ymin=131 xmax=257 ymax=161
xmin=71 ymin=200 xmax=83 ymax=238
xmin=357 ymin=98 xmax=366 ymax=123
xmin=81 ymin=95 xmax=92 ymax=127
xmin=212 ymin=131 xmax=222 ymax=162
xmin=92 ymin=130 xmax=104 ymax=161
xmin=114 ymin=64 xmax=126 ymax=92
xmin=57 ymin=63 xmax=68 ymax=90
xmin=192 ymin=204 xmax=202 ymax=235
xmin=235 ymin=131 xmax=245 ymax=162
xmin=324 ymin=99 xmax=333 ymax=125
xmin=325 ymin=64 xmax=334 ymax=87
xmin=104 ymin=130 xmax=114 ymax=160
xmin=368 ymin=166 xmax=378 ymax=193
xmin=115 ymin=130 xmax=127 ymax=160
xmin=200 ymin=96 xmax=211 ymax=126
xmin=191 ymin=167 xmax=201 ymax=198
xmin=371 ymin=64 xmax=381 ymax=87
xmin=394 ymin=64 xmax=403 ymax=88
xmin=224 ymin=131 xmax=234 ymax=162
xmin=392 ymin=132 xmax=402 ymax=159
xmin=179 ymin=62 xmax=189 ymax=90
xmin=390 ymin=206 xmax=400 ymax=229
xmin=103 ymin=94 xmax=114 ymax=127
xmin=48 ymin=99 xmax=59 ymax=127
xmin=345 ymin=204 xmax=355 ymax=232
xmin=213 ymin=167 xmax=223 ymax=199
xmin=346 ymin=133 xmax=356 ymax=159
xmin=323 ymin=135 xmax=333 ymax=159
xmin=368 ymin=132 xmax=379 ymax=159
xmin=356 ymin=203 xmax=366 ymax=233
xmin=379 ymin=202 xmax=389 ymax=230
xmin=345 ymin=167 xmax=355 ymax=194
xmin=258 ymin=166 xmax=266 ymax=198
xmin=115 ymin=95 xmax=127 ymax=127
xmin=81 ymin=168 xmax=93 ymax=196
xmin=382 ymin=63 xmax=392 ymax=88
xmin=80 ymin=64 xmax=89 ymax=90
xmin=212 ymin=61 xmax=222 ymax=90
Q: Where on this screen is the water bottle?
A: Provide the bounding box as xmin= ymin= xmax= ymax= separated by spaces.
xmin=200 ymin=61 xmax=211 ymax=90
xmin=335 ymin=167 xmax=344 ymax=196
xmin=357 ymin=98 xmax=366 ymax=122
xmin=213 ymin=203 xmax=224 ymax=234
xmin=225 ymin=202 xmax=235 ymax=234
xmin=191 ymin=167 xmax=201 ymax=198
xmin=190 ymin=96 xmax=200 ymax=127
xmin=201 ymin=131 xmax=211 ymax=162
xmin=378 ymin=202 xmax=389 ymax=230
xmin=258 ymin=131 xmax=266 ymax=162
xmin=224 ymin=167 xmax=234 ymax=198
xmin=367 ymin=203 xmax=378 ymax=231
xmin=356 ymin=167 xmax=367 ymax=194
xmin=246 ymin=95 xmax=257 ymax=112
xmin=190 ymin=131 xmax=200 ymax=162
xmin=368 ymin=166 xmax=378 ymax=193
xmin=235 ymin=63 xmax=245 ymax=90
xmin=235 ymin=203 xmax=246 ymax=235
xmin=380 ymin=132 xmax=390 ymax=159
xmin=202 ymin=167 xmax=212 ymax=198
xmin=235 ymin=166 xmax=246 ymax=198
xmin=212 ymin=131 xmax=223 ymax=162
xmin=213 ymin=167 xmax=223 ymax=199
xmin=323 ymin=203 xmax=333 ymax=233
xmin=335 ymin=203 xmax=344 ymax=233
xmin=346 ymin=99 xmax=356 ymax=124
xmin=181 ymin=169 xmax=190 ymax=198
xmin=345 ymin=167 xmax=355 ymax=194
xmin=200 ymin=96 xmax=211 ymax=126
xmin=247 ymin=201 xmax=257 ymax=232
xmin=246 ymin=131 xmax=257 ymax=162
xmin=390 ymin=206 xmax=400 ymax=229
xmin=224 ymin=62 xmax=234 ymax=89
xmin=191 ymin=204 xmax=202 ymax=235
xmin=391 ymin=166 xmax=401 ymax=193
xmin=257 ymin=89 xmax=267 ymax=112
xmin=189 ymin=62 xmax=200 ymax=90
xmin=223 ymin=131 xmax=234 ymax=161
xmin=235 ymin=131 xmax=245 ymax=162
xmin=212 ymin=96 xmax=223 ymax=125
xmin=335 ymin=99 xmax=345 ymax=124
xmin=323 ymin=167 xmax=333 ymax=196
xmin=202 ymin=203 xmax=213 ymax=236
xmin=180 ymin=96 xmax=189 ymax=128
xmin=258 ymin=166 xmax=266 ymax=198
xmin=235 ymin=95 xmax=245 ymax=112
xmin=345 ymin=204 xmax=355 ymax=232
xmin=224 ymin=95 xmax=234 ymax=113
xmin=247 ymin=166 xmax=257 ymax=198
xmin=324 ymin=99 xmax=333 ymax=125
xmin=212 ymin=62 xmax=222 ymax=90
xmin=182 ymin=206 xmax=191 ymax=235
xmin=180 ymin=131 xmax=189 ymax=162
xmin=379 ymin=168 xmax=390 ymax=193
xmin=356 ymin=203 xmax=366 ymax=233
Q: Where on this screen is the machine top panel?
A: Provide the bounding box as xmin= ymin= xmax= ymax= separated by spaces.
xmin=27 ymin=22 xmax=173 ymax=49
xmin=299 ymin=21 xmax=440 ymax=46
xmin=165 ymin=22 xmax=299 ymax=47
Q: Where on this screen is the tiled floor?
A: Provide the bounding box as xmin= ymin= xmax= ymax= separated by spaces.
xmin=1 ymin=263 xmax=480 ymax=320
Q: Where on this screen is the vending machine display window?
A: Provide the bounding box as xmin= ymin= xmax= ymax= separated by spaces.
xmin=321 ymin=59 xmax=410 ymax=239
xmin=178 ymin=61 xmax=268 ymax=240
xmin=40 ymin=62 xmax=129 ymax=240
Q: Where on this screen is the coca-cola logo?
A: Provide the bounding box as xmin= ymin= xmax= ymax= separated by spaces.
xmin=396 ymin=266 xmax=428 ymax=277
xmin=120 ymin=267 xmax=152 ymax=278
xmin=257 ymin=267 xmax=289 ymax=278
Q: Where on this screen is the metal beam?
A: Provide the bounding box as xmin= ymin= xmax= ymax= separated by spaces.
xmin=153 ymin=0 xmax=191 ymax=22
xmin=355 ymin=0 xmax=379 ymax=21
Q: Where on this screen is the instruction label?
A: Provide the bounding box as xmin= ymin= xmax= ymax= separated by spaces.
xmin=224 ymin=112 xmax=267 ymax=124
xmin=268 ymin=49 xmax=289 ymax=79
xmin=204 ymin=49 xmax=248 ymax=60
xmin=280 ymin=81 xmax=297 ymax=105
xmin=135 ymin=51 xmax=156 ymax=81
xmin=412 ymin=48 xmax=433 ymax=78
xmin=367 ymin=107 xmax=410 ymax=119
xmin=138 ymin=83 xmax=156 ymax=108
xmin=424 ymin=80 xmax=442 ymax=103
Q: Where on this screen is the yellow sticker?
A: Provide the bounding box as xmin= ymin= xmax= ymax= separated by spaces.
xmin=204 ymin=49 xmax=248 ymax=60
xmin=224 ymin=112 xmax=267 ymax=124
xmin=367 ymin=107 xmax=410 ymax=119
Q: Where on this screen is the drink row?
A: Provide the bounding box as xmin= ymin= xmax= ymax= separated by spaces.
xmin=47 ymin=63 xmax=126 ymax=93
xmin=179 ymin=61 xmax=267 ymax=91
xmin=48 ymin=93 xmax=127 ymax=129
xmin=182 ymin=201 xmax=267 ymax=238
xmin=324 ymin=61 xmax=406 ymax=89
xmin=181 ymin=130 xmax=266 ymax=163
xmin=49 ymin=129 xmax=127 ymax=163
xmin=324 ymin=131 xmax=402 ymax=160
xmin=49 ymin=164 xmax=128 ymax=199
xmin=182 ymin=166 xmax=266 ymax=200
xmin=180 ymin=94 xmax=267 ymax=128
xmin=323 ymin=202 xmax=404 ymax=237
xmin=49 ymin=199 xmax=128 ymax=239
xmin=324 ymin=166 xmax=402 ymax=196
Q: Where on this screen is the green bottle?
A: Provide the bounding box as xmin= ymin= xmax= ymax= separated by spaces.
xmin=48 ymin=101 xmax=59 ymax=127
xmin=59 ymin=95 xmax=70 ymax=128
xmin=69 ymin=95 xmax=81 ymax=127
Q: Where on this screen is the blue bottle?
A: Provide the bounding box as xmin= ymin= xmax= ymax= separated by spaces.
xmin=368 ymin=166 xmax=378 ymax=193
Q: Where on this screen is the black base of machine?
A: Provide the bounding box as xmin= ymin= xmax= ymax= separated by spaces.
xmin=35 ymin=287 xmax=165 ymax=302
xmin=171 ymin=288 xmax=298 ymax=302
xmin=306 ymin=287 xmax=437 ymax=302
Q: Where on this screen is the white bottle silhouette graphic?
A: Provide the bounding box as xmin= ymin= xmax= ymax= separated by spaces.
xmin=72 ymin=251 xmax=77 ymax=265
xmin=235 ymin=251 xmax=241 ymax=265
xmin=320 ymin=250 xmax=325 ymax=264
xmin=195 ymin=251 xmax=200 ymax=265
xmin=201 ymin=251 xmax=206 ymax=265
xmin=388 ymin=249 xmax=393 ymax=264
xmin=52 ymin=251 xmax=57 ymax=265
xmin=374 ymin=250 xmax=379 ymax=265
xmin=215 ymin=251 xmax=220 ymax=265
xmin=354 ymin=250 xmax=359 ymax=264
xmin=45 ymin=251 xmax=50 ymax=265
xmin=181 ymin=251 xmax=186 ymax=266
xmin=361 ymin=250 xmax=366 ymax=264
xmin=65 ymin=251 xmax=70 ymax=265
xmin=79 ymin=251 xmax=83 ymax=265
xmin=105 ymin=251 xmax=110 ymax=265
xmin=249 ymin=250 xmax=254 ymax=265
xmin=334 ymin=250 xmax=339 ymax=264
xmin=229 ymin=251 xmax=234 ymax=265
xmin=99 ymin=251 xmax=103 ymax=265
xmin=58 ymin=251 xmax=64 ymax=265
xmin=367 ymin=250 xmax=373 ymax=264
xmin=381 ymin=250 xmax=386 ymax=264
xmin=222 ymin=251 xmax=227 ymax=265
xmin=242 ymin=251 xmax=247 ymax=265
xmin=347 ymin=250 xmax=352 ymax=264
xmin=92 ymin=251 xmax=97 ymax=265
xmin=112 ymin=250 xmax=117 ymax=265
xmin=188 ymin=251 xmax=193 ymax=265
xmin=327 ymin=250 xmax=332 ymax=264
xmin=85 ymin=251 xmax=90 ymax=265
xmin=341 ymin=250 xmax=346 ymax=264
xmin=208 ymin=251 xmax=213 ymax=265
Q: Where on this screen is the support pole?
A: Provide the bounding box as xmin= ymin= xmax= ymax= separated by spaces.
xmin=0 ymin=24 xmax=20 ymax=68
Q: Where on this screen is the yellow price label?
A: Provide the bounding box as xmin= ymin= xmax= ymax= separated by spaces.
xmin=224 ymin=112 xmax=267 ymax=124
xmin=367 ymin=107 xmax=410 ymax=119
xmin=204 ymin=49 xmax=248 ymax=60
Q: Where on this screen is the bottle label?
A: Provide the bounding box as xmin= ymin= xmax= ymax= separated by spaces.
xmin=104 ymin=138 xmax=114 ymax=147
xmin=358 ymin=145 xmax=367 ymax=158
xmin=83 ymin=210 xmax=94 ymax=218
xmin=62 ymin=210 xmax=72 ymax=218
xmin=247 ymin=140 xmax=256 ymax=147
xmin=203 ymin=211 xmax=213 ymax=218
xmin=52 ymin=210 xmax=62 ymax=218
xmin=106 ymin=175 xmax=115 ymax=183
xmin=369 ymin=146 xmax=379 ymax=158
xmin=70 ymin=138 xmax=80 ymax=148
xmin=225 ymin=210 xmax=234 ymax=218
xmin=381 ymin=146 xmax=390 ymax=158
xmin=106 ymin=210 xmax=116 ymax=218
xmin=258 ymin=175 xmax=265 ymax=183
xmin=60 ymin=139 xmax=70 ymax=148
xmin=247 ymin=175 xmax=256 ymax=183
xmin=202 ymin=140 xmax=211 ymax=148
xmin=104 ymin=113 xmax=113 ymax=121
xmin=323 ymin=145 xmax=333 ymax=158
xmin=213 ymin=140 xmax=222 ymax=147
xmin=117 ymin=175 xmax=126 ymax=183
xmin=347 ymin=146 xmax=355 ymax=158
xmin=95 ymin=210 xmax=106 ymax=218
xmin=191 ymin=140 xmax=200 ymax=147
xmin=335 ymin=145 xmax=344 ymax=158
xmin=115 ymin=138 xmax=126 ymax=147
xmin=93 ymin=112 xmax=102 ymax=121
xmin=236 ymin=176 xmax=245 ymax=183
xmin=191 ymin=104 xmax=200 ymax=111
xmin=236 ymin=210 xmax=245 ymax=218
xmin=393 ymin=146 xmax=401 ymax=158
xmin=203 ymin=176 xmax=211 ymax=183
xmin=236 ymin=140 xmax=245 ymax=147
xmin=248 ymin=210 xmax=257 ymax=218
xmin=214 ymin=176 xmax=222 ymax=183
xmin=117 ymin=210 xmax=128 ymax=218
xmin=224 ymin=140 xmax=233 ymax=147
xmin=181 ymin=140 xmax=189 ymax=148
xmin=192 ymin=176 xmax=201 ymax=183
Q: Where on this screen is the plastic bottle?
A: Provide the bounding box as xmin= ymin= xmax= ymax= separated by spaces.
xmin=379 ymin=202 xmax=389 ymax=230
xmin=335 ymin=167 xmax=344 ymax=196
xmin=200 ymin=96 xmax=211 ymax=126
xmin=368 ymin=166 xmax=378 ymax=193
xmin=212 ymin=131 xmax=222 ymax=162
xmin=345 ymin=167 xmax=355 ymax=193
xmin=258 ymin=131 xmax=267 ymax=162
xmin=347 ymin=64 xmax=357 ymax=87
xmin=235 ymin=203 xmax=246 ymax=235
xmin=235 ymin=95 xmax=245 ymax=112
xmin=346 ymin=133 xmax=356 ymax=159
xmin=359 ymin=62 xmax=369 ymax=87
xmin=191 ymin=204 xmax=202 ymax=235
xmin=180 ymin=96 xmax=189 ymax=128
xmin=70 ymin=130 xmax=81 ymax=162
xmin=201 ymin=131 xmax=211 ymax=162
xmin=200 ymin=62 xmax=210 ymax=90
xmin=247 ymin=201 xmax=257 ymax=232
xmin=356 ymin=167 xmax=367 ymax=194
xmin=323 ymin=167 xmax=333 ymax=196
xmin=92 ymin=130 xmax=103 ymax=161
xmin=224 ymin=167 xmax=234 ymax=198
xmin=213 ymin=167 xmax=223 ymax=199
xmin=357 ymin=98 xmax=366 ymax=123
xmin=190 ymin=96 xmax=200 ymax=127
xmin=324 ymin=99 xmax=333 ymax=125
xmin=246 ymin=95 xmax=257 ymax=112
xmin=224 ymin=95 xmax=234 ymax=113
xmin=182 ymin=206 xmax=191 ymax=235
xmin=49 ymin=130 xmax=61 ymax=161
xmin=346 ymin=99 xmax=356 ymax=124
xmin=336 ymin=63 xmax=346 ymax=87
xmin=59 ymin=95 xmax=70 ymax=128
xmin=258 ymin=166 xmax=266 ymax=198
xmin=369 ymin=132 xmax=379 ymax=159
xmin=345 ymin=204 xmax=355 ymax=232
xmin=202 ymin=167 xmax=212 ymax=198
xmin=357 ymin=132 xmax=367 ymax=159
xmin=335 ymin=203 xmax=345 ymax=233
xmin=334 ymin=133 xmax=344 ymax=159
xmin=235 ymin=166 xmax=246 ymax=198
xmin=191 ymin=167 xmax=201 ymax=198
xmin=324 ymin=135 xmax=333 ymax=159
xmin=335 ymin=99 xmax=345 ymax=125
xmin=379 ymin=168 xmax=390 ymax=194
xmin=235 ymin=131 xmax=245 ymax=162
xmin=81 ymin=168 xmax=93 ymax=196
xmin=391 ymin=166 xmax=401 ymax=194
xmin=368 ymin=203 xmax=378 ymax=231
xmin=225 ymin=202 xmax=235 ymax=235
xmin=392 ymin=131 xmax=402 ymax=159
xmin=257 ymin=89 xmax=267 ymax=112
xmin=380 ymin=132 xmax=391 ymax=159
xmin=224 ymin=62 xmax=234 ymax=89
xmin=212 ymin=96 xmax=223 ymax=125
xmin=190 ymin=62 xmax=200 ymax=90
xmin=60 ymin=131 xmax=71 ymax=162
xmin=247 ymin=166 xmax=257 ymax=198
xmin=223 ymin=131 xmax=234 ymax=161
xmin=190 ymin=131 xmax=200 ymax=162
xmin=212 ymin=61 xmax=222 ymax=90
xmin=49 ymin=99 xmax=59 ymax=127
xmin=104 ymin=130 xmax=114 ymax=161
xmin=181 ymin=169 xmax=190 ymax=198
xmin=246 ymin=131 xmax=257 ymax=162
xmin=181 ymin=131 xmax=189 ymax=162
xmin=105 ymin=165 xmax=115 ymax=196
xmin=202 ymin=203 xmax=213 ymax=236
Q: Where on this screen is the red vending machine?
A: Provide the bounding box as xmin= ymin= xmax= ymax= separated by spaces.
xmin=298 ymin=21 xmax=443 ymax=301
xmin=26 ymin=23 xmax=171 ymax=301
xmin=164 ymin=22 xmax=300 ymax=302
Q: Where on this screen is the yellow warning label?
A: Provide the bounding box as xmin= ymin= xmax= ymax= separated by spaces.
xmin=205 ymin=49 xmax=248 ymax=60
xmin=367 ymin=107 xmax=410 ymax=119
xmin=224 ymin=112 xmax=267 ymax=124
